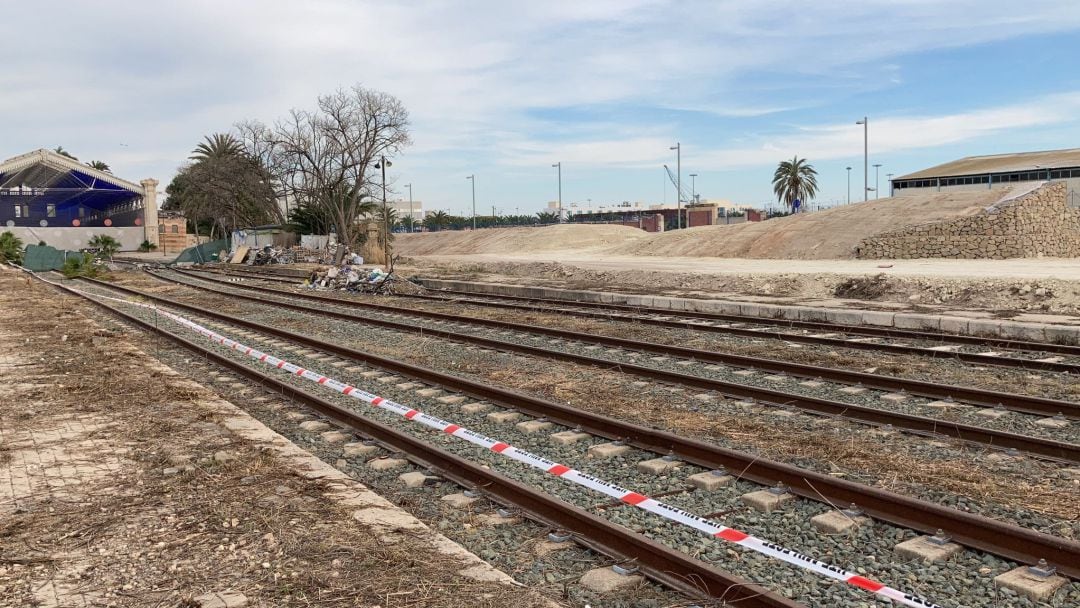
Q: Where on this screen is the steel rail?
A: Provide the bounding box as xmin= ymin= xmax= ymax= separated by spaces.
xmin=147 ymin=270 xmax=1079 ymax=461
xmin=167 ymin=268 xmax=1080 ymax=420
xmin=196 ymin=265 xmax=1080 ymax=362
xmin=77 ymin=276 xmax=1080 ymax=575
xmin=409 ymin=282 xmax=1080 ymax=356
xmin=38 ymin=276 xmax=798 ymax=606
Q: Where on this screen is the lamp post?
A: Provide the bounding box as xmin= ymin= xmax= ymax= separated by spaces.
xmin=552 ymin=162 xmax=562 ymax=222
xmin=404 ymin=183 xmax=413 ymax=232
xmin=374 ymin=156 xmax=392 ymax=268
xmin=670 ymin=143 xmax=681 ymax=228
xmin=873 ymin=163 xmax=882 ymax=199
xmin=846 ymin=166 xmax=852 ymax=204
xmin=689 ymin=173 xmax=698 ymax=205
xmin=466 ymin=175 xmax=476 ymax=230
xmin=886 ymin=173 xmax=894 ymax=198
xmin=855 ymin=117 xmax=868 ymax=201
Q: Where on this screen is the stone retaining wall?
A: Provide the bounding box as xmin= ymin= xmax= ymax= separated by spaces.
xmin=856 ymin=182 xmax=1080 ymax=259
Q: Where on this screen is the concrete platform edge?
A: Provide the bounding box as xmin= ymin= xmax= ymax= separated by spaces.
xmin=415 ymin=278 xmax=1079 ymax=344
xmin=140 ymin=354 xmax=529 ymax=589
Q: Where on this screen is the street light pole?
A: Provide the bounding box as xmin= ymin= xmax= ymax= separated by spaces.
xmin=670 ymin=143 xmax=681 ymax=229
xmin=404 ymin=183 xmax=413 ymax=232
xmin=846 ymin=166 xmax=852 ymax=205
xmin=855 ymin=117 xmax=868 ymax=202
xmin=374 ymin=156 xmax=392 ymax=268
xmin=552 ymin=162 xmax=562 ymax=222
xmin=689 ymin=173 xmax=698 ymax=206
xmin=466 ymin=175 xmax=476 ymax=230
xmin=873 ymin=163 xmax=882 ymax=199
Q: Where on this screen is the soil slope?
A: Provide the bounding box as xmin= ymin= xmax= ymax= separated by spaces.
xmin=397 ymin=224 xmax=645 ymax=255
xmin=397 ymin=188 xmax=1017 ymax=260
xmin=611 ymin=188 xmax=1017 ymax=259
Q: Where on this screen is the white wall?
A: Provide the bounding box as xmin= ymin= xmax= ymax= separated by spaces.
xmin=3 ymin=226 xmax=146 ymax=251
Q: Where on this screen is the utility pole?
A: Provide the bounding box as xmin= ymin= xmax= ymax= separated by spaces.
xmin=375 ymin=155 xmax=392 ymax=268
xmin=466 ymin=175 xmax=476 ymax=230
xmin=846 ymin=166 xmax=852 ymax=204
xmin=552 ymin=162 xmax=562 ymax=222
xmin=873 ymin=164 xmax=882 ymax=199
xmin=404 ymin=183 xmax=413 ymax=232
xmin=670 ymin=143 xmax=681 ymax=228
xmin=855 ymin=117 xmax=868 ymax=202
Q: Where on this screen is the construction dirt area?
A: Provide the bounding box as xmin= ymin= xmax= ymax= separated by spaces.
xmin=3 ymin=188 xmax=1080 ymax=608
xmin=396 ymin=186 xmax=1080 ymax=323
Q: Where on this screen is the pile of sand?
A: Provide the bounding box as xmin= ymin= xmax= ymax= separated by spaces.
xmin=396 ymin=224 xmax=645 ymax=256
xmin=397 ymin=188 xmax=1017 ymax=260
xmin=610 ymin=188 xmax=1015 ymax=259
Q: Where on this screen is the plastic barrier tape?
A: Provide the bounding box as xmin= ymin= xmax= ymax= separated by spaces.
xmin=70 ymin=283 xmax=943 ymax=608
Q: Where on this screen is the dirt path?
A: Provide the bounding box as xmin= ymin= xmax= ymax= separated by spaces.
xmin=0 ymin=268 xmax=553 ymax=608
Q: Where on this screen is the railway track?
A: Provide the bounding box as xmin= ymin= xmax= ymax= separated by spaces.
xmin=144 ymin=269 xmax=1079 ymax=462
xmin=200 ymin=265 xmax=1080 ymax=374
xmin=68 ymin=274 xmax=1080 ymax=584
xmin=39 ymin=275 xmax=797 ymax=607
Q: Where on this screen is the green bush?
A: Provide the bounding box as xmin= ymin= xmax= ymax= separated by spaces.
xmin=88 ymin=234 xmax=121 ymax=259
xmin=0 ymin=231 xmax=24 ymax=265
xmin=61 ymin=253 xmax=102 ymax=279
xmin=138 ymin=239 xmax=158 ymax=252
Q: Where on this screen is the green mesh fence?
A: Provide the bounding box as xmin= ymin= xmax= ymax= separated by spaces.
xmin=172 ymin=238 xmax=229 ymax=264
xmin=22 ymin=244 xmax=78 ymax=271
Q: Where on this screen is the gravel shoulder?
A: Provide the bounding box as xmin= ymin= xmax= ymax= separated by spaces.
xmin=0 ymin=269 xmax=555 ymax=608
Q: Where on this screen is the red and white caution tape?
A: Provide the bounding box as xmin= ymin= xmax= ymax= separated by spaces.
xmin=68 ymin=282 xmax=942 ymax=608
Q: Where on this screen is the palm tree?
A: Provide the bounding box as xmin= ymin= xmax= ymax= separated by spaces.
xmin=536 ymin=211 xmax=558 ymax=224
xmin=54 ymin=146 xmax=77 ymax=160
xmin=772 ymin=156 xmax=819 ymax=212
xmin=190 ymin=133 xmax=243 ymax=160
xmin=86 ymin=160 xmax=111 ymax=173
xmin=424 ymin=210 xmax=450 ymax=232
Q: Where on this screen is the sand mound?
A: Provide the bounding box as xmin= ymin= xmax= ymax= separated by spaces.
xmin=609 ymin=188 xmax=1018 ymax=259
xmin=398 ymin=189 xmax=1019 ymax=260
xmin=396 ymin=224 xmax=646 ymax=256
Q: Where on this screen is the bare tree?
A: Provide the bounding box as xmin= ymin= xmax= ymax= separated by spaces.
xmin=267 ymin=85 xmax=411 ymax=247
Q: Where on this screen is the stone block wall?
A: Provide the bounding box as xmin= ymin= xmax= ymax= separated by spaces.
xmin=856 ymin=182 xmax=1080 ymax=259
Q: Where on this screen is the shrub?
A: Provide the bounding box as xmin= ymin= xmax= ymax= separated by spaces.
xmin=88 ymin=234 xmax=121 ymax=260
xmin=138 ymin=240 xmax=158 ymax=252
xmin=0 ymin=231 xmax=24 ymax=265
xmin=61 ymin=253 xmax=102 ymax=279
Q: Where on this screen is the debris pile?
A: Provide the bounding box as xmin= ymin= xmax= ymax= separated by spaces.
xmin=305 ymin=264 xmax=397 ymax=294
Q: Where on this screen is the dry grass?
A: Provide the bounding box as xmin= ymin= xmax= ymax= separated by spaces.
xmin=0 ymin=272 xmax=554 ymax=608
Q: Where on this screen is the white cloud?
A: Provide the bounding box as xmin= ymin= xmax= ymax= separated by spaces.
xmin=2 ymin=0 xmax=1080 ymax=208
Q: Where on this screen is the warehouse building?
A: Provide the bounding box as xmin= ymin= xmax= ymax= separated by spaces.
xmin=892 ymin=148 xmax=1080 ymax=205
xmin=0 ymin=148 xmax=159 ymax=250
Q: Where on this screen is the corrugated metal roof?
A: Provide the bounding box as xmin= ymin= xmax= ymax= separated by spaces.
xmin=896 ymin=148 xmax=1080 ymax=180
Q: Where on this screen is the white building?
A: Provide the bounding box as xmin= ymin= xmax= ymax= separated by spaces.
xmin=390 ymin=199 xmax=424 ymax=222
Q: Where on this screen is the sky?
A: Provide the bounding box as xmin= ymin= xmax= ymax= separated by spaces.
xmin=4 ymin=1 xmax=1080 ymax=215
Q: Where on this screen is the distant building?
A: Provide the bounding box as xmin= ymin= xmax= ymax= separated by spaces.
xmin=390 ymin=199 xmax=423 ymax=222
xmin=157 ymin=210 xmax=188 ymax=254
xmin=893 ymin=148 xmax=1080 ymax=204
xmin=0 ymin=148 xmax=159 ymax=250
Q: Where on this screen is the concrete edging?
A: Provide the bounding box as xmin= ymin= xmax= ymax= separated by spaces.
xmin=414 ymin=278 xmax=1080 ymax=344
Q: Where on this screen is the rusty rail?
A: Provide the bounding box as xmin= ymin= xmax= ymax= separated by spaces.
xmin=40 ymin=275 xmax=797 ymax=605
xmin=79 ymin=276 xmax=1080 ymax=576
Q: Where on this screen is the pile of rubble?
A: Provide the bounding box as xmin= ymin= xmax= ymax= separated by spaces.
xmin=306 ymin=264 xmax=396 ymax=294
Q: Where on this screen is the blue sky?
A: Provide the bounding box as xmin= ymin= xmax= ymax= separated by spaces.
xmin=4 ymin=1 xmax=1080 ymax=215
